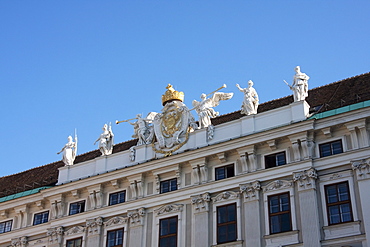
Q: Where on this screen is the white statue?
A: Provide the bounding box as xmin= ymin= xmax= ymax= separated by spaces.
xmin=236 ymin=80 xmax=259 ymax=115
xmin=285 ymin=66 xmax=309 ymax=102
xmin=192 ymin=85 xmax=234 ymax=129
xmin=94 ymin=123 xmax=114 ymax=156
xmin=57 ymin=135 xmax=77 ymax=166
xmin=117 ymin=114 xmax=154 ymax=145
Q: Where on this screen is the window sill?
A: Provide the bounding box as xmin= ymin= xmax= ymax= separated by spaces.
xmin=264 ymin=230 xmax=299 ymax=247
xmin=211 ymin=240 xmax=243 ymax=247
xmin=323 ymin=221 xmax=361 ymax=240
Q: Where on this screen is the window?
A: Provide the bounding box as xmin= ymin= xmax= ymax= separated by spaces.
xmin=160 ymin=178 xmax=177 ymax=194
xmin=33 ymin=211 xmax=49 ymax=225
xmin=217 ymin=203 xmax=237 ymax=244
xmin=107 ymin=228 xmax=124 ymax=247
xmin=265 ymin=152 xmax=286 ymax=169
xmin=109 ymin=191 xmax=126 ymax=206
xmin=325 ymin=182 xmax=353 ymax=225
xmin=319 ymin=140 xmax=343 ymax=157
xmin=0 ymin=220 xmax=12 ymax=234
xmin=159 ymin=216 xmax=177 ymax=247
xmin=66 ymin=237 xmax=82 ymax=247
xmin=215 ymin=164 xmax=235 ymax=181
xmin=268 ymin=193 xmax=292 ymax=234
xmin=69 ymin=201 xmax=85 ymax=215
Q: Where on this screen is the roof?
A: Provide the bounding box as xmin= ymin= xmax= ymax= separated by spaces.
xmin=1 ymin=72 xmax=369 ymax=198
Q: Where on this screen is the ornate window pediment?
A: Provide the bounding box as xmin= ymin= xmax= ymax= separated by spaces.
xmin=155 ymin=204 xmax=184 ymax=216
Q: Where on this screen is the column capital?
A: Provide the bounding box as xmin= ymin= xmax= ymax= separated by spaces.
xmin=293 ymin=167 xmax=318 ymax=191
xmin=240 ymin=181 xmax=261 ymax=201
xmin=352 ymin=158 xmax=370 ymax=180
xmin=191 ymin=192 xmax=211 ymax=213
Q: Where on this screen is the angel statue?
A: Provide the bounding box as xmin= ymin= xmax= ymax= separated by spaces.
xmin=284 ymin=66 xmax=309 ymax=102
xmin=236 ymin=80 xmax=259 ymax=115
xmin=116 ymin=114 xmax=154 ymax=145
xmin=192 ymin=85 xmax=234 ymax=129
xmin=94 ymin=123 xmax=114 ymax=156
xmin=57 ymin=134 xmax=78 ymax=166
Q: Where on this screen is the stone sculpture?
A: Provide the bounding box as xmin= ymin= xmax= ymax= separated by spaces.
xmin=57 ymin=135 xmax=77 ymax=166
xmin=94 ymin=123 xmax=114 ymax=156
xmin=285 ymin=66 xmax=309 ymax=102
xmin=236 ymin=80 xmax=259 ymax=115
xmin=116 ymin=114 xmax=154 ymax=146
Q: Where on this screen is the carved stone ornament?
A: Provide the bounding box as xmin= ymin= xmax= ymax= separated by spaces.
xmin=47 ymin=226 xmax=64 ymax=244
xmin=352 ymin=158 xmax=370 ymax=180
xmin=212 ymin=191 xmax=239 ymax=204
xmin=191 ymin=192 xmax=211 ymax=212
xmin=293 ymin=168 xmax=318 ymax=190
xmin=152 ymin=84 xmax=196 ymax=156
xmin=155 ymin=204 xmax=184 ymax=216
xmin=263 ymin=180 xmax=293 ymax=192
xmin=240 ymin=181 xmax=261 ymax=200
xmin=86 ymin=217 xmax=103 ymax=236
xmin=104 ymin=216 xmax=128 ymax=227
xmin=11 ymin=237 xmax=27 ymax=247
xmin=64 ymin=225 xmax=85 ymax=236
xmin=128 ymin=207 xmax=145 ymax=227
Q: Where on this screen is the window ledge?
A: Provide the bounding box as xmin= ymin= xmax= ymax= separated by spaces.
xmin=211 ymin=240 xmax=243 ymax=247
xmin=323 ymin=220 xmax=361 ymax=240
xmin=264 ymin=230 xmax=299 ymax=247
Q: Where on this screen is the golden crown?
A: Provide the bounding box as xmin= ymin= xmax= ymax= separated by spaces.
xmin=161 ymin=84 xmax=184 ymax=105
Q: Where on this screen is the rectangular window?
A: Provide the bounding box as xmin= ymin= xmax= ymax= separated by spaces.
xmin=66 ymin=237 xmax=82 ymax=247
xmin=265 ymin=152 xmax=286 ymax=169
xmin=33 ymin=211 xmax=49 ymax=225
xmin=215 ymin=164 xmax=235 ymax=181
xmin=159 ymin=216 xmax=178 ymax=247
xmin=160 ymin=178 xmax=177 ymax=194
xmin=109 ymin=191 xmax=126 ymax=206
xmin=325 ymin=182 xmax=353 ymax=225
xmin=0 ymin=220 xmax=12 ymax=234
xmin=69 ymin=201 xmax=85 ymax=215
xmin=268 ymin=193 xmax=292 ymax=234
xmin=217 ymin=203 xmax=237 ymax=244
xmin=319 ymin=140 xmax=343 ymax=157
xmin=107 ymin=228 xmax=124 ymax=247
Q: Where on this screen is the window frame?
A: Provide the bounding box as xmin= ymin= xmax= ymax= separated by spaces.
xmin=103 ymin=217 xmax=128 ymax=247
xmin=158 ymin=216 xmax=178 ymax=247
xmin=69 ymin=200 xmax=86 ymax=216
xmin=66 ymin=237 xmax=83 ymax=247
xmin=160 ymin=178 xmax=178 ymax=194
xmin=319 ymin=139 xmax=344 ymax=158
xmin=216 ymin=203 xmax=237 ymax=244
xmin=106 ymin=228 xmax=124 ymax=247
xmin=33 ymin=210 xmax=49 ymax=225
xmin=108 ymin=190 xmax=126 ymax=206
xmin=264 ymin=151 xmax=287 ymax=169
xmin=267 ymin=192 xmax=292 ymax=234
xmin=324 ymin=181 xmax=354 ymax=225
xmin=215 ymin=164 xmax=235 ymax=181
xmin=0 ymin=220 xmax=12 ymax=234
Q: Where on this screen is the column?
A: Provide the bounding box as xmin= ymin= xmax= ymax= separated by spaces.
xmin=47 ymin=226 xmax=64 ymax=247
xmin=293 ymin=168 xmax=321 ymax=246
xmin=86 ymin=217 xmax=103 ymax=246
xmin=352 ymin=158 xmax=370 ymax=247
xmin=190 ymin=193 xmax=211 ymax=247
xmin=240 ymin=181 xmax=262 ymax=247
xmin=128 ymin=208 xmax=146 ymax=247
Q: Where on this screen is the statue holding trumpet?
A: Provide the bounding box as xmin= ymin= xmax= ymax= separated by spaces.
xmin=116 ymin=114 xmax=155 ymax=145
xmin=192 ymin=84 xmax=233 ymax=129
xmin=94 ymin=123 xmax=114 ymax=156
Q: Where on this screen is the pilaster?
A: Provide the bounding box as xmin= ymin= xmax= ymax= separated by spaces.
xmin=128 ymin=207 xmax=146 ymax=247
xmin=191 ymin=193 xmax=211 ymax=247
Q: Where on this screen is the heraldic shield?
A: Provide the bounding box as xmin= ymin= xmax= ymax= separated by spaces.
xmin=152 ymin=100 xmax=194 ymax=153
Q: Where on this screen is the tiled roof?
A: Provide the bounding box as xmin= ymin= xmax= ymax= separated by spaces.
xmin=0 ymin=72 xmax=369 ymax=198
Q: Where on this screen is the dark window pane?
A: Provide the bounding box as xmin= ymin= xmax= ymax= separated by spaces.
xmin=217 ymin=203 xmax=237 ymax=244
xmin=160 ymin=179 xmax=177 ymax=194
xmin=268 ymin=193 xmax=292 ymax=234
xmin=215 ymin=167 xmax=226 ymax=180
xmin=159 ymin=217 xmax=177 ymax=247
xmin=325 ymin=182 xmax=353 ymax=225
xmin=109 ymin=191 xmax=126 ymax=206
xmin=320 ymin=140 xmax=343 ymax=157
xmin=265 ymin=152 xmax=286 ymax=168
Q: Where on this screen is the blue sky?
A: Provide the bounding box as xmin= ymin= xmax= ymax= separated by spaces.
xmin=1 ymin=1 xmax=369 ymax=177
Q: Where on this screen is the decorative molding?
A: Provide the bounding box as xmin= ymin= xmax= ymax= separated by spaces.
xmin=71 ymin=189 xmax=80 ymax=199
xmin=322 ymin=127 xmax=332 ymax=138
xmin=267 ymin=140 xmax=277 ymax=151
xmin=352 ymin=158 xmax=370 ymax=180
xmin=212 ymin=191 xmax=239 ymax=204
xmin=64 ymin=225 xmax=85 ymax=236
xmin=104 ymin=216 xmax=128 ymax=227
xmin=110 ymin=179 xmax=120 ymax=189
xmin=86 ymin=217 xmax=103 ymax=236
xmin=35 ymin=200 xmax=44 ymax=210
xmin=11 ymin=236 xmax=27 ymax=247
xmin=191 ymin=192 xmax=211 ymax=212
xmin=240 ymin=181 xmax=261 ymax=201
xmin=128 ymin=207 xmax=145 ymax=227
xmin=155 ymin=204 xmax=184 ymax=216
xmin=263 ymin=180 xmax=293 ymax=192
xmin=0 ymin=210 xmax=8 ymax=219
xmin=216 ymin=152 xmax=227 ymax=163
xmin=329 ymin=173 xmax=342 ymax=180
xmin=293 ymin=168 xmax=318 ymax=190
xmin=47 ymin=226 xmax=64 ymax=244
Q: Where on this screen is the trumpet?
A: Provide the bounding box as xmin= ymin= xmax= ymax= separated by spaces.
xmin=206 ymin=84 xmax=226 ymax=97
xmin=115 ymin=117 xmax=136 ymax=125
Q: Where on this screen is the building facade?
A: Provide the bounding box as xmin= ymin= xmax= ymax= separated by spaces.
xmin=0 ymin=72 xmax=370 ymax=247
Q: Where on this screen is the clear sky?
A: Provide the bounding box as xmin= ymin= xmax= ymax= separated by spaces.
xmin=1 ymin=1 xmax=369 ymax=177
